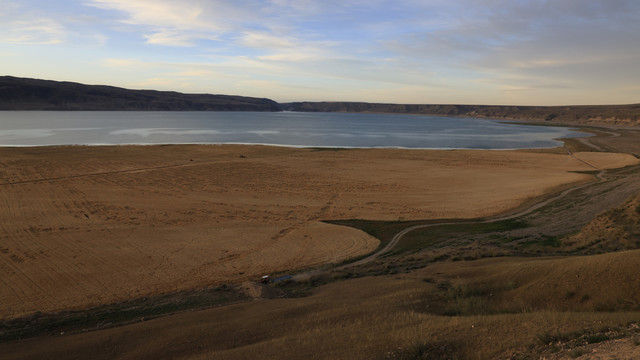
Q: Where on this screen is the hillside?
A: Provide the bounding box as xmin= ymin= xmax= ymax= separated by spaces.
xmin=283 ymin=101 xmax=640 ymax=127
xmin=3 ymin=76 xmax=640 ymax=128
xmin=0 ymin=76 xmax=281 ymax=111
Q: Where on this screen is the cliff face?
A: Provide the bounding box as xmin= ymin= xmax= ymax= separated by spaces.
xmin=0 ymin=76 xmax=282 ymax=111
xmin=282 ymin=102 xmax=640 ymax=127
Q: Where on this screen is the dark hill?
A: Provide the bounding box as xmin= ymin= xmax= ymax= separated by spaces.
xmin=282 ymin=101 xmax=640 ymax=127
xmin=0 ymin=76 xmax=281 ymax=111
xmin=2 ymin=76 xmax=639 ymax=127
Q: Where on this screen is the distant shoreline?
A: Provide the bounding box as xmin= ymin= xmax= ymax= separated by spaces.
xmin=2 ymin=76 xmax=639 ymax=128
xmin=282 ymin=101 xmax=640 ymax=128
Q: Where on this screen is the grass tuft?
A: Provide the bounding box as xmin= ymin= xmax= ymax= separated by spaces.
xmin=585 ymin=333 xmax=610 ymax=344
xmin=394 ymin=341 xmax=460 ymax=360
xmin=568 ymin=348 xmax=587 ymax=358
xmin=537 ymin=331 xmax=571 ymax=345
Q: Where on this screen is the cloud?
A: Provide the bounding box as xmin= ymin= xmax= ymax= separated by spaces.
xmin=377 ymin=0 xmax=640 ymax=101
xmin=258 ymin=52 xmax=320 ymax=62
xmin=144 ymin=30 xmax=212 ymax=47
xmin=4 ymin=0 xmax=640 ymax=105
xmin=86 ymin=0 xmax=209 ymax=27
xmin=239 ymin=31 xmax=296 ymax=49
xmin=82 ymin=0 xmax=358 ymax=51
xmin=1 ymin=20 xmax=66 ymax=45
xmin=389 ymin=1 xmax=639 ymax=58
xmin=0 ymin=1 xmax=114 ymax=46
xmin=0 ymin=15 xmax=67 ymax=45
xmin=85 ymin=0 xmax=230 ymax=46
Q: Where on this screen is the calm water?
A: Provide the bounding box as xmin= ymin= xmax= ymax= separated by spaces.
xmin=0 ymin=111 xmax=585 ymax=149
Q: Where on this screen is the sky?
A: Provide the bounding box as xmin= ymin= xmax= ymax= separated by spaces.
xmin=1 ymin=0 xmax=639 ymax=105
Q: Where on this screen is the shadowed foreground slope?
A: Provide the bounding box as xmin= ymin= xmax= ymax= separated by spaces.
xmin=2 ymin=249 xmax=640 ymax=359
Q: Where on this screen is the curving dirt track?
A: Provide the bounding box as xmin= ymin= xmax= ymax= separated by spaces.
xmin=1 ymin=143 xmax=637 ymax=319
xmin=343 ymin=127 xmax=640 ymax=267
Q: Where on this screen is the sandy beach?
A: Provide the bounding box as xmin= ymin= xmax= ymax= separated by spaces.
xmin=1 ymin=144 xmax=638 ymax=318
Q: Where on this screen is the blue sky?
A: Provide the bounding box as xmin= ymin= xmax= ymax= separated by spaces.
xmin=1 ymin=0 xmax=639 ymax=105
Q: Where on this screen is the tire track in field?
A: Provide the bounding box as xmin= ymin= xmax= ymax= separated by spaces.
xmin=1 ymin=157 xmax=296 ymax=307
xmin=54 ymin=177 xmax=180 ymax=292
xmin=0 ymin=183 xmax=64 ymax=310
xmin=0 ymin=173 xmax=158 ymax=316
xmin=184 ymin=190 xmax=343 ymax=283
xmin=0 ymin=161 xmax=223 ymax=186
xmin=0 ymin=185 xmax=87 ymax=312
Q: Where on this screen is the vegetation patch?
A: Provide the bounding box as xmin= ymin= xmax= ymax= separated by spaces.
xmin=398 ymin=219 xmax=529 ymax=253
xmin=560 ymin=193 xmax=640 ymax=254
xmin=423 ymin=280 xmax=523 ymax=316
xmin=387 ymin=340 xmax=460 ymax=360
xmin=562 ymin=137 xmax=602 ymax=153
xmin=324 ymin=218 xmax=462 ymax=253
xmin=520 ymin=234 xmax=562 ymax=248
xmin=0 ymin=285 xmax=248 ymax=343
xmin=272 ymin=276 xmax=333 ymax=297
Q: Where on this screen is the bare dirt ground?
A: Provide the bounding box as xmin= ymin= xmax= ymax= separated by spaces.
xmin=545 ymin=337 xmax=640 ymax=360
xmin=2 ymin=144 xmax=636 ymax=319
xmin=2 ymin=125 xmax=640 ymax=359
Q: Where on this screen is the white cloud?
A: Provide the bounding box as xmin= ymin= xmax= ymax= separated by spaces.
xmin=4 ymin=0 xmax=640 ymax=105
xmin=86 ymin=0 xmax=208 ymax=27
xmin=258 ymin=52 xmax=320 ymax=62
xmin=0 ymin=1 xmax=114 ymax=47
xmin=82 ymin=0 xmax=348 ymax=52
xmin=377 ymin=0 xmax=640 ymax=103
xmin=240 ymin=31 xmax=295 ymax=49
xmin=0 ymin=18 xmax=67 ymax=45
xmin=144 ymin=31 xmax=210 ymax=47
xmin=85 ymin=0 xmax=230 ymax=46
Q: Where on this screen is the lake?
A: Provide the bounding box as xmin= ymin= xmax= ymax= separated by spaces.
xmin=0 ymin=111 xmax=585 ymax=149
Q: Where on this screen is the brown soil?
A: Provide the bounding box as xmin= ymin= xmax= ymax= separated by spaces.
xmin=2 ymin=125 xmax=640 ymax=360
xmin=2 ymin=145 xmax=636 ymax=319
xmin=543 ymin=337 xmax=640 ymax=360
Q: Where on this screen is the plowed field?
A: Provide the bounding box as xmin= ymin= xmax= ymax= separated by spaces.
xmin=1 ymin=145 xmax=637 ymax=318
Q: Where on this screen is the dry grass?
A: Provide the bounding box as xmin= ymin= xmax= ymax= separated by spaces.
xmin=417 ymin=250 xmax=640 ymax=314
xmin=2 ymin=134 xmax=640 ymax=359
xmin=562 ymin=194 xmax=640 ymax=253
xmin=4 ymin=145 xmax=633 ymax=318
xmin=3 ymin=251 xmax=640 ymax=359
